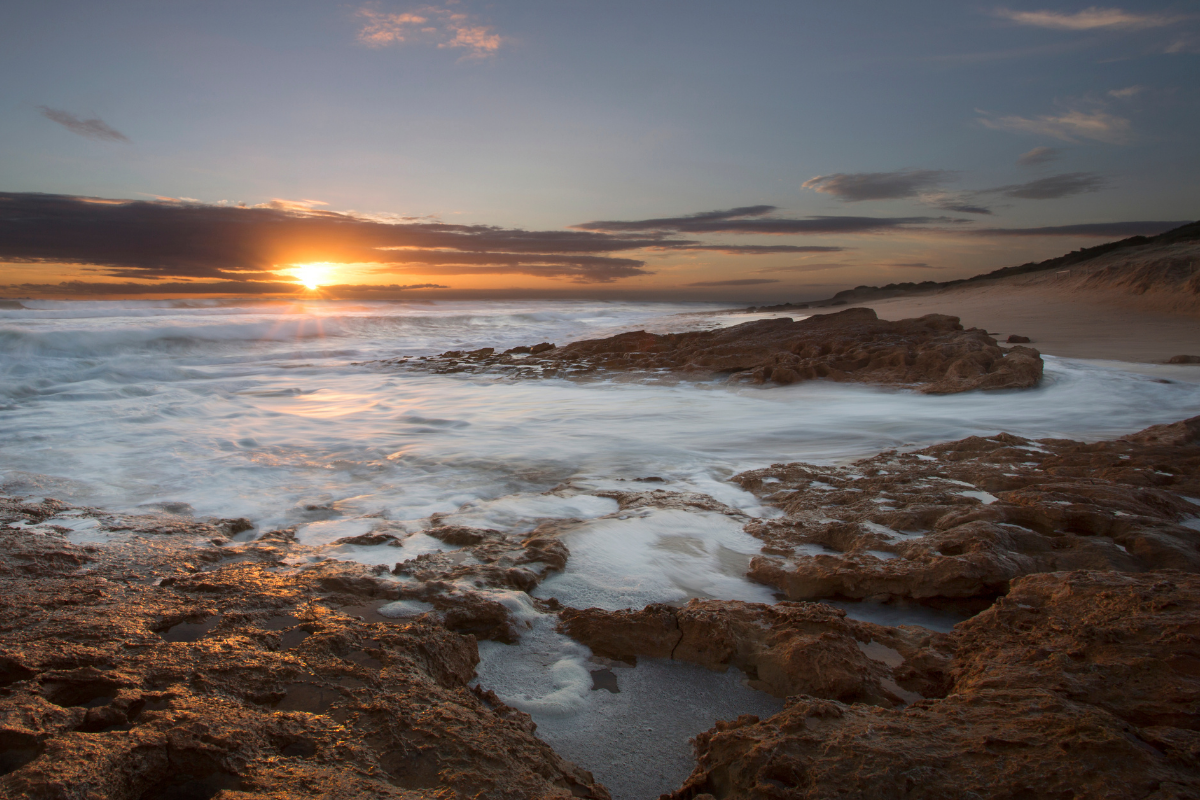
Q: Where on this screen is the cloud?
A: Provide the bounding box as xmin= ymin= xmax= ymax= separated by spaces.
xmin=802 ymin=170 xmax=951 ymax=202
xmin=918 ymin=192 xmax=994 ymax=215
xmin=985 ymin=172 xmax=1106 ymax=200
xmin=753 ymin=263 xmax=850 ymax=274
xmin=978 ymin=109 xmax=1131 ymax=144
xmin=686 ymin=279 xmax=781 ymax=287
xmin=38 ymin=107 xmax=129 ymax=142
xmin=1108 ymin=85 xmax=1146 ymax=99
xmin=993 ymin=7 xmax=1179 ymax=30
xmin=357 ymin=5 xmax=503 ymax=58
xmin=0 ymin=280 xmax=449 ymax=297
xmin=1017 ymin=146 xmax=1060 ymax=166
xmin=575 ymin=207 xmax=955 ymax=235
xmin=973 ymin=221 xmax=1190 ymax=237
xmin=577 ymin=206 xmax=776 ymax=232
xmin=659 ymin=244 xmax=847 ymax=254
xmin=0 ymin=192 xmax=687 ymax=285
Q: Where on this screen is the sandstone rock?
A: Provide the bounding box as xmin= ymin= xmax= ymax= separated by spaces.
xmin=558 ymin=599 xmax=951 ymax=705
xmin=736 ymin=417 xmax=1200 ymax=604
xmin=667 ymin=571 xmax=1200 ymax=799
xmin=384 ymin=308 xmax=1045 ymax=394
xmin=0 ymin=500 xmax=609 ymax=800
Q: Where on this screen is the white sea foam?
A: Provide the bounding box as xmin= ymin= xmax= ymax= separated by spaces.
xmin=535 ymin=508 xmax=776 ymax=610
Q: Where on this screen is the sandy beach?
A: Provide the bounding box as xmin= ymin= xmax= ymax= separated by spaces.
xmin=810 ymin=288 xmax=1200 ymax=363
xmin=798 ymin=239 xmax=1200 ymax=364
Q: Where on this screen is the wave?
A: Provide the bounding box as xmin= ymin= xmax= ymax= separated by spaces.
xmin=0 ymin=318 xmax=355 ymax=359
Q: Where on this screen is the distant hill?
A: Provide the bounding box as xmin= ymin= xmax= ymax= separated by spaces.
xmin=747 ymin=220 xmax=1200 ymax=312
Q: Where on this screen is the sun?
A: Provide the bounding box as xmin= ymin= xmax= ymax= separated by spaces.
xmin=290 ymin=263 xmax=336 ymax=290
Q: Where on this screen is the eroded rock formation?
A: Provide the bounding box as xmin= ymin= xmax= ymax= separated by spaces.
xmin=0 ymin=499 xmax=608 ymax=800
xmin=735 ymin=417 xmax=1200 ymax=604
xmin=376 ymin=308 xmax=1044 ymax=394
xmin=666 ymin=571 xmax=1200 ymax=799
xmin=558 ymin=600 xmax=951 ymax=705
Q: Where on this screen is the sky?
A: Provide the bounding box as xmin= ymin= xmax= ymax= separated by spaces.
xmin=1 ymin=0 xmax=1197 ymax=302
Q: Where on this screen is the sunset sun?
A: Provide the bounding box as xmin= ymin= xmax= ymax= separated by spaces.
xmin=290 ymin=262 xmax=335 ymax=290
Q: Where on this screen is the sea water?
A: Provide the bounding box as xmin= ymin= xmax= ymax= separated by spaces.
xmin=3 ymin=298 xmax=1200 ymax=798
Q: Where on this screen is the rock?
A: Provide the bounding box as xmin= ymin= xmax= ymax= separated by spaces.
xmin=1006 ymin=334 xmax=1031 ymax=343
xmin=215 ymin=517 xmax=254 ymax=536
xmin=667 ymin=571 xmax=1200 ymax=799
xmin=0 ymin=500 xmax=609 ymax=800
xmin=558 ymin=599 xmax=951 ymax=705
xmin=333 ymin=532 xmax=401 ymax=546
xmin=546 ymin=309 xmax=1041 ymax=394
xmin=1169 ymin=354 xmax=1200 ymax=364
xmin=736 ymin=416 xmax=1200 ymax=603
xmin=384 ymin=308 xmax=1044 ymax=394
xmin=1121 ymin=416 xmax=1200 ymax=447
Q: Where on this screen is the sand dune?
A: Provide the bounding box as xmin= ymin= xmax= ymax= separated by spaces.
xmin=802 ymin=230 xmax=1200 ymax=364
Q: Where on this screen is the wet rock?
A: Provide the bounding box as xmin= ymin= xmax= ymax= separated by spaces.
xmin=667 ymin=571 xmax=1200 ymax=799
xmin=379 ymin=308 xmax=1044 ymax=394
xmin=558 ymin=599 xmax=950 ymax=705
xmin=0 ymin=503 xmax=610 ymax=800
xmin=735 ymin=417 xmax=1200 ymax=603
xmin=332 ymin=532 xmax=401 ymax=546
xmin=1169 ymin=354 xmax=1200 ymax=364
xmin=1006 ymin=334 xmax=1031 ymax=343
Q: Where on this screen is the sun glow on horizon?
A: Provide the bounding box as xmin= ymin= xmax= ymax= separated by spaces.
xmin=289 ymin=262 xmax=337 ymax=290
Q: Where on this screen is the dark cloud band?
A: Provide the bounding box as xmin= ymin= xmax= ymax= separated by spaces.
xmin=802 ymin=170 xmax=952 ymax=202
xmin=38 ymin=107 xmax=130 ymax=143
xmin=0 ymin=192 xmax=675 ymax=284
xmin=973 ymin=221 xmax=1191 ymax=237
xmin=576 ymin=208 xmax=950 ymax=235
xmin=985 ymin=172 xmax=1106 ymax=200
xmin=685 ymin=279 xmax=781 ymax=286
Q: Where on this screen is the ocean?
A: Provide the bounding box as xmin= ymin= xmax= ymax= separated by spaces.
xmin=4 ymin=297 xmax=1199 ymax=797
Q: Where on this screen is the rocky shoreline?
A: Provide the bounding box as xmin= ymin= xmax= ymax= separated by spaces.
xmin=3 ymin=413 xmax=1199 ymax=797
xmin=370 ymin=307 xmax=1045 ymax=394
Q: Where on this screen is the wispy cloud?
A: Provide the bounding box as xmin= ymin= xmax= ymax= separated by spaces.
xmin=1016 ymin=146 xmax=1060 ymax=166
xmin=917 ymin=192 xmax=993 ymax=215
xmin=753 ymin=263 xmax=850 ymax=274
xmin=575 ymin=206 xmax=958 ymax=235
xmin=802 ymin=170 xmax=952 ymax=202
xmin=994 ymin=7 xmax=1180 ymax=30
xmin=985 ymin=172 xmax=1106 ymax=200
xmin=1107 ymin=85 xmax=1146 ymax=99
xmin=658 ymin=244 xmax=846 ymax=254
xmin=973 ymin=221 xmax=1189 ymax=237
xmin=978 ymin=109 xmax=1131 ymax=144
xmin=38 ymin=107 xmax=129 ymax=142
xmin=802 ymin=171 xmax=994 ymax=214
xmin=357 ymin=4 xmax=503 ymax=58
xmin=686 ymin=278 xmax=780 ymax=287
